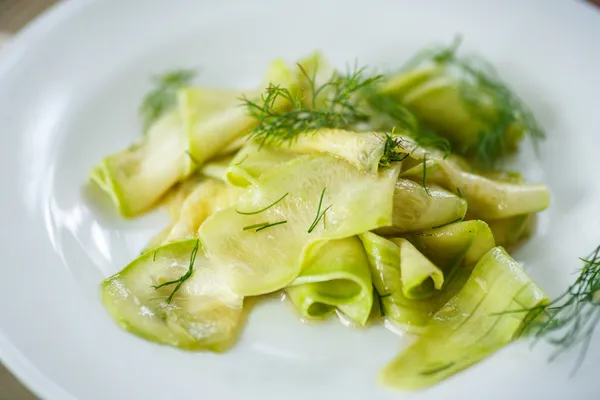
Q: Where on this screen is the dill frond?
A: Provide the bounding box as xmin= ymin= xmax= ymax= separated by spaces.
xmin=140 ymin=69 xmax=196 ymax=131
xmin=242 ymin=63 xmax=382 ymax=145
xmin=519 ymin=245 xmax=600 ymax=372
xmin=236 ymin=192 xmax=290 ymax=215
xmin=399 ymin=36 xmax=545 ymax=167
xmin=152 ymin=239 xmax=199 ymax=304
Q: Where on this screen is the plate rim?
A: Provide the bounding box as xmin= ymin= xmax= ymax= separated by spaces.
xmin=1 ymin=1 xmax=600 ymax=399
xmin=0 ymin=2 xmax=86 ymax=398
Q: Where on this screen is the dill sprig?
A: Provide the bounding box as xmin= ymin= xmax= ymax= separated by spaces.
xmin=400 ymin=36 xmax=545 ymax=167
xmin=152 ymin=239 xmax=199 ymax=304
xmin=140 ymin=69 xmax=196 ymax=131
xmin=243 ymin=220 xmax=288 ymax=232
xmin=236 ymin=192 xmax=290 ymax=215
xmin=520 ymin=245 xmax=600 ymax=372
xmin=364 ymin=88 xmax=452 ymax=156
xmin=422 ymin=154 xmax=432 ymax=196
xmin=308 ymin=187 xmax=332 ymax=233
xmin=378 ymin=132 xmax=411 ymax=167
xmin=242 ymin=222 xmax=269 ymax=231
xmin=242 ymin=63 xmax=382 ymax=145
xmin=256 ymin=220 xmax=288 ymax=232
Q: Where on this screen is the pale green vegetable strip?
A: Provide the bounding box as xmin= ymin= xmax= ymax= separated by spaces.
xmin=185 ymin=59 xmax=298 ymax=164
xmin=201 ymin=155 xmax=235 ymax=182
xmin=164 ymin=179 xmax=241 ymax=243
xmin=360 ymin=228 xmax=489 ymax=330
xmin=402 ymin=156 xmax=550 ymax=220
xmin=102 ymin=239 xmax=244 ymax=352
xmin=227 ymin=128 xmax=387 ymax=188
xmin=487 ymin=214 xmax=533 ymax=250
xmin=279 ymin=129 xmax=385 ymax=174
xmin=160 ymin=174 xmax=206 ymax=221
xmin=90 ymin=111 xmax=193 ymax=217
xmin=200 ymin=155 xmax=400 ymax=296
xmin=391 ymin=238 xmax=444 ymax=300
xmin=286 ymin=237 xmax=373 ymax=325
xmin=380 ymin=247 xmax=548 ymax=390
xmin=377 ymin=179 xmax=467 ymax=235
xmin=359 ymin=232 xmax=401 ymax=297
xmin=405 ymin=220 xmax=495 ymax=272
xmin=226 ymin=142 xmax=298 ymax=187
xmin=359 ymin=233 xmax=442 ymax=328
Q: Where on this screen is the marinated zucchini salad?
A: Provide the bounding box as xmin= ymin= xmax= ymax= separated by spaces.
xmin=90 ymin=40 xmax=554 ymax=390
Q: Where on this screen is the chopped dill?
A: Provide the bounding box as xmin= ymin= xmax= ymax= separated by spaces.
xmin=242 ymin=222 xmax=269 ymax=231
xmin=255 ymin=220 xmax=288 ymax=232
xmin=378 ymin=131 xmax=411 ymax=167
xmin=152 ymin=250 xmax=157 ymax=262
xmin=308 ymin=188 xmax=332 ymax=233
xmin=242 ymin=63 xmax=382 ymax=145
xmin=365 ymin=91 xmax=452 ymax=156
xmin=373 ymin=286 xmax=390 ymax=317
xmin=243 ymin=220 xmax=288 ymax=232
xmin=422 ymin=154 xmax=432 ymax=196
xmin=415 ymin=233 xmax=434 ymax=237
xmin=236 ymin=192 xmax=289 ymax=215
xmin=152 ymin=239 xmax=199 ymax=304
xmin=140 ymin=69 xmax=196 ymax=131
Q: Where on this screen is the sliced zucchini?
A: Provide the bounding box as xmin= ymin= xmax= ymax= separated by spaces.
xmin=402 ymin=156 xmax=550 ymax=220
xmin=185 ymin=59 xmax=299 ymax=165
xmin=405 ymin=220 xmax=495 ymax=272
xmin=286 ymin=237 xmax=373 ymax=325
xmin=102 ymin=239 xmax=244 ymax=352
xmin=226 ymin=142 xmax=298 ymax=187
xmin=391 ymin=238 xmax=444 ymax=300
xmin=377 ymin=179 xmax=467 ymax=234
xmin=90 ymin=111 xmax=193 ymax=217
xmin=200 ymin=155 xmax=400 ymax=296
xmin=380 ymin=247 xmax=548 ymax=390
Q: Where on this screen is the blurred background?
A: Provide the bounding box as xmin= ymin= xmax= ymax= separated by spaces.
xmin=0 ymin=0 xmax=598 ymax=399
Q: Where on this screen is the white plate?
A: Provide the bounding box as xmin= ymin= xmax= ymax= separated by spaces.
xmin=1 ymin=0 xmax=600 ymax=399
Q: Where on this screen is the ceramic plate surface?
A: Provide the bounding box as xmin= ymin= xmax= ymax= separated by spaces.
xmin=1 ymin=1 xmax=600 ymax=399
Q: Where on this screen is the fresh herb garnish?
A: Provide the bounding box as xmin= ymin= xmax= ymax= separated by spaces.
xmin=422 ymin=154 xmax=432 ymax=196
xmin=243 ymin=220 xmax=288 ymax=232
xmin=364 ymin=90 xmax=452 ymax=156
xmin=308 ymin=188 xmax=332 ymax=233
xmin=242 ymin=222 xmax=270 ymax=231
xmin=378 ymin=131 xmax=411 ymax=167
xmin=255 ymin=220 xmax=288 ymax=232
xmin=140 ymin=69 xmax=196 ymax=131
xmin=242 ymin=63 xmax=382 ymax=145
xmin=432 ymin=217 xmax=464 ymax=229
xmin=236 ymin=192 xmax=289 ymax=215
xmin=152 ymin=239 xmax=199 ymax=304
xmin=397 ymin=36 xmax=545 ymax=167
xmin=519 ymin=245 xmax=600 ymax=372
xmin=374 ymin=286 xmax=390 ymax=317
